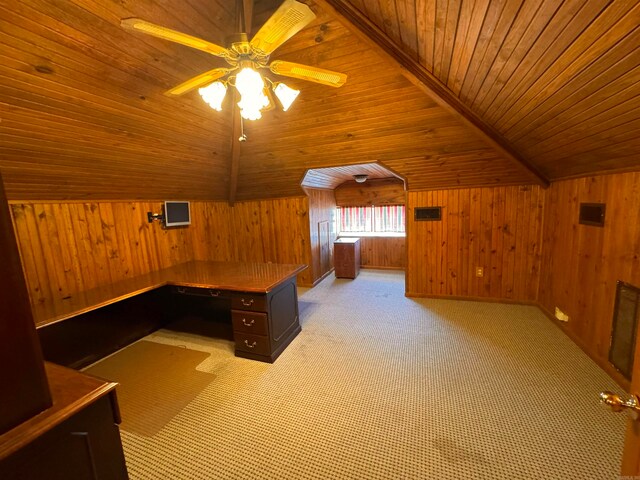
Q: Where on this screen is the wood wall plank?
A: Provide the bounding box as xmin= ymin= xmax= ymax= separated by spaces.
xmin=406 ymin=185 xmax=544 ymax=300
xmin=307 ymin=188 xmax=337 ymax=283
xmin=225 ymin=198 xmax=313 ymax=285
xmin=11 ymin=196 xmax=315 ymax=313
xmin=538 ymin=172 xmax=640 ymax=387
xmin=359 ymin=236 xmax=406 ymax=269
xmin=190 ymin=202 xmax=235 ymax=261
xmin=334 ymin=178 xmax=405 ymax=206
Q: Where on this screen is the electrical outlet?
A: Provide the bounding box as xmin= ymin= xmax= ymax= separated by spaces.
xmin=555 ymin=307 xmax=569 ymax=322
xmin=475 ymin=266 xmax=484 ymax=277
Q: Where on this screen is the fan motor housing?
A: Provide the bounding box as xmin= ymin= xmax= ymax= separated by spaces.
xmin=227 ymin=33 xmax=251 ymax=56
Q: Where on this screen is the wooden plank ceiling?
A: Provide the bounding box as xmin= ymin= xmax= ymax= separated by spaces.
xmin=1 ymin=0 xmax=638 ymax=201
xmin=0 ymin=0 xmax=235 ymax=201
xmin=342 ymin=0 xmax=640 ymax=181
xmin=301 ymin=162 xmax=403 ymax=189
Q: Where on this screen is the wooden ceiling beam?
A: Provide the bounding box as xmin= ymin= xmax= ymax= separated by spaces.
xmin=316 ymin=0 xmax=550 ymax=188
xmin=228 ymin=94 xmax=241 ymax=205
xmin=242 ymin=0 xmax=253 ymax=34
xmin=228 ymin=0 xmax=251 ymax=205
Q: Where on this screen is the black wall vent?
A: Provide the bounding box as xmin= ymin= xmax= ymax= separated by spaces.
xmin=579 ymin=203 xmax=606 ymax=227
xmin=414 ymin=207 xmax=442 ymax=221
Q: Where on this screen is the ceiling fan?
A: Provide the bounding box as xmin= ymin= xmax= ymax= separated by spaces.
xmin=121 ymin=0 xmax=347 ymax=121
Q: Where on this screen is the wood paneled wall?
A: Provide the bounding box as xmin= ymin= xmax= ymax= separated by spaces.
xmin=306 ymin=189 xmax=337 ymax=284
xmin=11 ymin=201 xmax=192 ymax=308
xmin=189 ymin=202 xmax=235 ymax=262
xmin=538 ymin=172 xmax=640 ymax=387
xmin=359 ymin=237 xmax=405 ymax=270
xmin=216 ymin=197 xmax=313 ymax=286
xmin=334 ymin=178 xmax=405 ymax=206
xmin=11 ymin=197 xmax=314 ymax=312
xmin=406 ymin=186 xmax=544 ymax=301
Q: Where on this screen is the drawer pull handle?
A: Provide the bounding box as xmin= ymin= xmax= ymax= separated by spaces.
xmin=242 ymin=318 xmax=255 ymax=327
xmin=241 ymin=298 xmax=254 ymax=306
xmin=177 ymin=287 xmax=186 ymax=294
xmin=244 ymin=340 xmax=257 ymax=348
xmin=209 ymin=289 xmax=220 ymax=297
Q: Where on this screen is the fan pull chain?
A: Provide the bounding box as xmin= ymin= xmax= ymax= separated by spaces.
xmin=239 ymin=116 xmax=247 ymax=142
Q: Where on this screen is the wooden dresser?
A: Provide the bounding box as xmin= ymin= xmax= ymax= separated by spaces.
xmin=334 ymin=238 xmax=361 ymax=279
xmin=0 ymin=363 xmax=127 ymax=480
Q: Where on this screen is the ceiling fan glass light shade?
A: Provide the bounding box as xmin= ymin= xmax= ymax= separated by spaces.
xmin=238 ymin=102 xmax=263 ymax=120
xmin=273 ymin=83 xmax=300 ymax=111
xmin=198 ymin=81 xmax=226 ymax=111
xmin=353 ymin=174 xmax=368 ymax=183
xmin=237 ymin=92 xmax=270 ymax=120
xmin=235 ymin=67 xmax=264 ymax=98
xmin=235 ymin=67 xmax=269 ymax=120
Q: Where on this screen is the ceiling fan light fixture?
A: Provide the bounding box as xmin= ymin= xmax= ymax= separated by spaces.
xmin=235 ymin=67 xmax=264 ymax=98
xmin=237 ymin=92 xmax=270 ymax=120
xmin=235 ymin=67 xmax=270 ymax=120
xmin=273 ymin=83 xmax=300 ymax=111
xmin=353 ymin=174 xmax=368 ymax=183
xmin=198 ymin=81 xmax=227 ymax=111
xmin=121 ymin=1 xmax=347 ymax=127
xmin=238 ymin=103 xmax=263 ymax=121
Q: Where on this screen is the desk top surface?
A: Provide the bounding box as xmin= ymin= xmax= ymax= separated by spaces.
xmin=0 ymin=363 xmax=117 ymax=461
xmin=33 ymin=261 xmax=307 ymax=328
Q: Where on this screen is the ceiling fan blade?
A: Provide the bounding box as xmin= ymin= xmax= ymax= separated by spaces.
xmin=249 ymin=0 xmax=315 ymax=55
xmin=165 ymin=68 xmax=233 ymax=96
xmin=121 ymin=18 xmax=229 ymax=58
xmin=269 ymin=60 xmax=347 ymax=87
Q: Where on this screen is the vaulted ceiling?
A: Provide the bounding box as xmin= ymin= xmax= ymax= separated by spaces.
xmin=1 ymin=0 xmax=638 ymax=201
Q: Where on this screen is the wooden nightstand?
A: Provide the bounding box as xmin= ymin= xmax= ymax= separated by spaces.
xmin=334 ymin=238 xmax=361 ymax=279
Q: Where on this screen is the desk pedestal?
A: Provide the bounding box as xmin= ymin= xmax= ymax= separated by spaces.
xmin=172 ymin=276 xmax=301 ymax=363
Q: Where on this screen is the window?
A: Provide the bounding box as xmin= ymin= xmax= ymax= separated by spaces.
xmin=337 ymin=205 xmax=405 ymax=235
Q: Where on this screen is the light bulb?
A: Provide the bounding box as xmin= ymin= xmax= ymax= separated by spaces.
xmin=198 ymin=82 xmax=226 ymax=111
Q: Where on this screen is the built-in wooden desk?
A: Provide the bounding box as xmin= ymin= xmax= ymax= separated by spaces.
xmin=0 ymin=363 xmax=128 ymax=479
xmin=36 ymin=261 xmax=307 ymax=366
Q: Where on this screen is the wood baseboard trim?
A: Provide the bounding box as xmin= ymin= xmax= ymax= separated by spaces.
xmin=535 ymin=304 xmax=630 ymax=391
xmin=403 ymin=291 xmax=628 ymax=390
xmin=360 ymin=266 xmax=405 ymax=271
xmin=310 ymin=268 xmax=335 ymax=287
xmin=404 ymin=292 xmax=536 ymax=306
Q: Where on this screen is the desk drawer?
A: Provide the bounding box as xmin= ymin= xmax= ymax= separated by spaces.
xmin=231 ymin=310 xmax=268 ymax=335
xmin=173 ymin=285 xmax=225 ymax=298
xmin=234 ymin=332 xmax=270 ymax=356
xmin=230 ymin=293 xmax=267 ymax=312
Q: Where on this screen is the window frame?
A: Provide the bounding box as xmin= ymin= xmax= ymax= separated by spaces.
xmin=336 ymin=204 xmax=406 ymax=237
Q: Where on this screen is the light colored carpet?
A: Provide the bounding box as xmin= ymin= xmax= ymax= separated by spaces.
xmin=114 ymin=270 xmax=625 ymax=479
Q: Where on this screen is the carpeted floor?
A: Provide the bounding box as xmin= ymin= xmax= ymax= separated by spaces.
xmin=94 ymin=270 xmax=626 ymax=479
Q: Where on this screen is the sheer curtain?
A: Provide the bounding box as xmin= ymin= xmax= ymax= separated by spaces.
xmin=338 ymin=205 xmax=405 ymax=233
